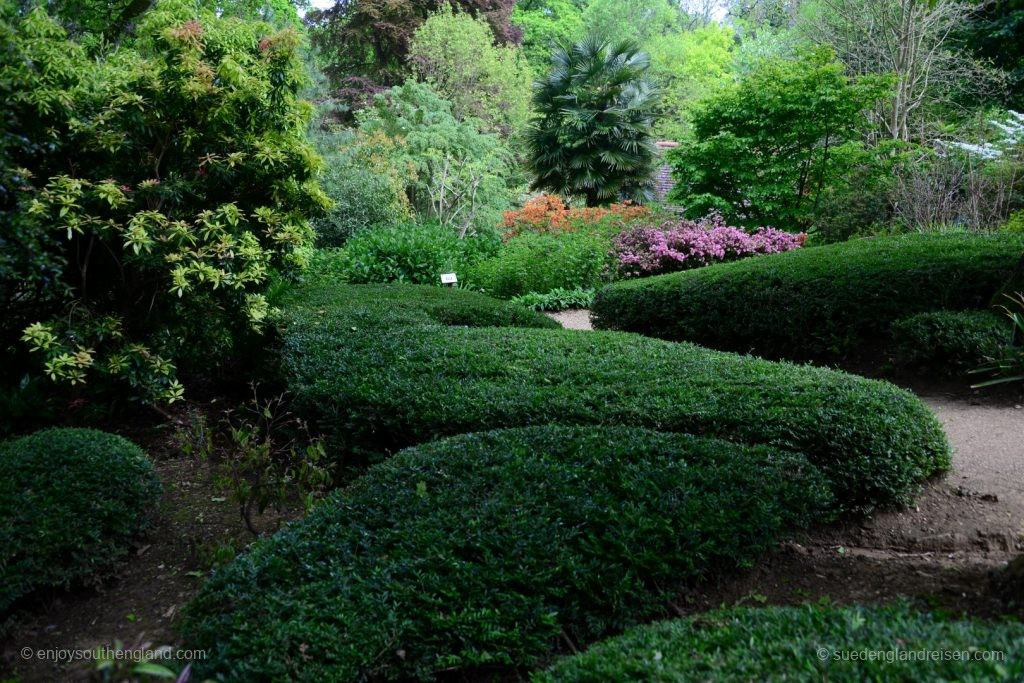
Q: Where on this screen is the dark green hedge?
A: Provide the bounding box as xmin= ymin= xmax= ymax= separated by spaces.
xmin=285 ymin=281 xmax=560 ymax=331
xmin=538 ymin=603 xmax=1024 ymax=681
xmin=892 ymin=310 xmax=1011 ymax=372
xmin=592 ymin=233 xmax=1024 ymax=359
xmin=0 ymin=428 xmax=161 ymax=614
xmin=181 ymin=426 xmax=831 ymax=681
xmin=280 ymin=283 xmax=950 ymax=510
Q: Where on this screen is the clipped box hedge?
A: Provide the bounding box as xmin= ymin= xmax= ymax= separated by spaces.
xmin=591 ymin=233 xmax=1024 ymax=359
xmin=538 ymin=603 xmax=1024 ymax=681
xmin=279 ymin=283 xmax=950 ymax=510
xmin=0 ymin=428 xmax=161 ymax=614
xmin=181 ymin=426 xmax=831 ymax=681
xmin=892 ymin=309 xmax=1011 ymax=372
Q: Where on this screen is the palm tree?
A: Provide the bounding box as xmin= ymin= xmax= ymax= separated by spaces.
xmin=528 ymin=35 xmax=659 ymax=207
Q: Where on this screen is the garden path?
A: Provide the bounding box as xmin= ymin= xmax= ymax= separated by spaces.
xmin=547 ymin=308 xmax=1024 ymax=615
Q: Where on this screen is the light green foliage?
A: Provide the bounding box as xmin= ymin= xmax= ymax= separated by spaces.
xmin=312 ymin=222 xmax=500 ymax=285
xmin=358 ymin=81 xmax=514 ymax=237
xmin=646 ymin=23 xmax=735 ymax=140
xmin=512 ymin=0 xmax=585 ymax=74
xmin=668 ymin=47 xmax=891 ymax=230
xmin=581 ymin=0 xmax=678 ymax=45
xmin=6 ymin=1 xmax=327 ymax=403
xmin=510 ymin=287 xmax=596 ymax=311
xmin=313 ymin=130 xmax=412 ymax=246
xmin=529 ymin=36 xmax=659 ymax=206
xmin=409 ymin=4 xmax=533 ymax=137
xmin=465 ymin=231 xmax=610 ymax=298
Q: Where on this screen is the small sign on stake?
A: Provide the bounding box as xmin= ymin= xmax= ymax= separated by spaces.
xmin=440 ymin=272 xmax=458 ymax=286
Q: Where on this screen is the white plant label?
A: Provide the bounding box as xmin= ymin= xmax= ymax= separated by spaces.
xmin=440 ymin=273 xmax=458 ymax=285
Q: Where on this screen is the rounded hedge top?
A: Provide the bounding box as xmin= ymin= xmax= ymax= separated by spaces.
xmin=281 ymin=283 xmax=950 ymax=511
xmin=0 ymin=428 xmax=161 ymax=614
xmin=282 ymin=281 xmax=560 ymax=332
xmin=181 ymin=425 xmax=830 ymax=681
xmin=538 ymin=603 xmax=1024 ymax=681
xmin=591 ymin=232 xmax=1024 ymax=359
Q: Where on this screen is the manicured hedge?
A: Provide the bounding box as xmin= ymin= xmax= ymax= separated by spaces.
xmin=538 ymin=603 xmax=1024 ymax=681
xmin=285 ymin=281 xmax=560 ymax=331
xmin=892 ymin=310 xmax=1011 ymax=372
xmin=0 ymin=428 xmax=161 ymax=614
xmin=591 ymin=233 xmax=1024 ymax=359
xmin=280 ymin=283 xmax=950 ymax=510
xmin=181 ymin=426 xmax=831 ymax=681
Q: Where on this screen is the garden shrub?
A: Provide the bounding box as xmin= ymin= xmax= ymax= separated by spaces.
xmin=592 ymin=233 xmax=1024 ymax=359
xmin=465 ymin=231 xmax=609 ymax=298
xmin=280 ymin=282 xmax=950 ymax=509
xmin=358 ymin=81 xmax=514 ymax=237
xmin=511 ymin=287 xmax=596 ymax=311
xmin=0 ymin=428 xmax=161 ymax=614
xmin=538 ymin=603 xmax=1024 ymax=681
xmin=610 ymin=215 xmax=804 ymax=278
xmin=313 ymin=130 xmax=412 ymax=247
xmin=6 ymin=3 xmax=328 ymax=403
xmin=501 ymin=194 xmax=650 ymax=240
xmin=181 ymin=425 xmax=831 ymax=681
xmin=892 ymin=310 xmax=1011 ymax=372
xmin=324 ymin=222 xmax=500 ymax=285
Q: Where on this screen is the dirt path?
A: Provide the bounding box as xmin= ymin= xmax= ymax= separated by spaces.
xmin=547 ymin=309 xmax=1024 ymax=614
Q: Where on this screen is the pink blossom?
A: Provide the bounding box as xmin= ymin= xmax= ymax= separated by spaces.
xmin=611 ymin=215 xmax=804 ymax=278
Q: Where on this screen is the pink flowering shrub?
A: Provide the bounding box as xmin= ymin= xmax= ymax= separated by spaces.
xmin=611 ymin=214 xmax=805 ymax=277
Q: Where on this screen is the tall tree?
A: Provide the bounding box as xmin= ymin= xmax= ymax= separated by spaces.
xmin=800 ymin=0 xmax=1000 ymax=141
xmin=409 ymin=4 xmax=532 ymax=136
xmin=528 ymin=36 xmax=659 ymax=206
xmin=307 ymin=0 xmax=520 ymax=95
xmin=668 ymin=47 xmax=891 ymax=230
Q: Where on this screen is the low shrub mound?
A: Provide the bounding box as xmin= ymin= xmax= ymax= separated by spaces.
xmin=281 ymin=283 xmax=949 ymax=510
xmin=592 ymin=233 xmax=1024 ymax=359
xmin=465 ymin=231 xmax=609 ymax=298
xmin=892 ymin=310 xmax=1011 ymax=372
xmin=0 ymin=428 xmax=161 ymax=614
xmin=538 ymin=603 xmax=1024 ymax=681
xmin=284 ymin=282 xmax=560 ymax=332
xmin=181 ymin=426 xmax=831 ymax=681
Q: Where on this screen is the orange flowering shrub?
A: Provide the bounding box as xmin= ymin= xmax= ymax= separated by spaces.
xmin=501 ymin=195 xmax=649 ymax=240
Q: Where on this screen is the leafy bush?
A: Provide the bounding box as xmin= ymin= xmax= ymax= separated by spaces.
xmin=409 ymin=3 xmax=532 ymax=137
xmin=358 ymin=81 xmax=514 ymax=237
xmin=6 ymin=3 xmax=328 ymax=403
xmin=181 ymin=425 xmax=831 ymax=681
xmin=892 ymin=310 xmax=1011 ymax=372
xmin=280 ymin=282 xmax=950 ymax=509
xmin=313 ymin=130 xmax=411 ymax=247
xmin=320 ymin=222 xmax=499 ymax=285
xmin=466 ymin=231 xmax=609 ymax=298
xmin=1004 ymin=210 xmax=1024 ymax=233
xmin=667 ymin=46 xmax=890 ymax=231
xmin=611 ymin=216 xmax=805 ymax=278
xmin=0 ymin=428 xmax=161 ymax=614
xmin=538 ymin=603 xmax=1024 ymax=681
xmin=501 ymin=195 xmax=650 ymax=240
xmin=592 ymin=233 xmax=1024 ymax=359
xmin=973 ymin=292 xmax=1024 ymax=387
xmin=511 ymin=288 xmax=596 ymax=311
